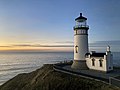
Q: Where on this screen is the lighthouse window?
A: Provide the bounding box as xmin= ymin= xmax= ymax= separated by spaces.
xmin=92 ymin=58 xmax=95 ymax=66
xmin=75 ymin=46 xmax=78 ymax=53
xmin=76 ymin=30 xmax=77 ymax=35
xmin=82 ymin=30 xmax=85 ymax=34
xmin=83 ymin=30 xmax=85 ymax=34
xmin=78 ymin=30 xmax=81 ymax=34
xmin=81 ymin=30 xmax=83 ymax=34
xmin=99 ymin=59 xmax=103 ymax=67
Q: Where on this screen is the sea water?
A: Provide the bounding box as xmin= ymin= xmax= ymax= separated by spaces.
xmin=0 ymin=52 xmax=73 ymax=85
xmin=0 ymin=52 xmax=120 ymax=85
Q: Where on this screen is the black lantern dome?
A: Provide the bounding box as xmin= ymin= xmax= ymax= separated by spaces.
xmin=75 ymin=13 xmax=87 ymax=21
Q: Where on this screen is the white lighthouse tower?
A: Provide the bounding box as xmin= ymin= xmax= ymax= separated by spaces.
xmin=71 ymin=13 xmax=89 ymax=69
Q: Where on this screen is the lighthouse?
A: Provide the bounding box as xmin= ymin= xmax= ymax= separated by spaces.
xmin=71 ymin=13 xmax=89 ymax=69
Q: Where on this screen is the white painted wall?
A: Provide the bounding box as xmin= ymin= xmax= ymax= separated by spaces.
xmin=86 ymin=52 xmax=113 ymax=72
xmin=86 ymin=56 xmax=107 ymax=72
xmin=106 ymin=52 xmax=113 ymax=71
xmin=74 ymin=32 xmax=88 ymax=60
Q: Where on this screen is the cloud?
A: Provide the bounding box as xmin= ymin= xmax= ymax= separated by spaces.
xmin=0 ymin=46 xmax=12 ymax=47
xmin=55 ymin=41 xmax=73 ymax=44
xmin=90 ymin=40 xmax=120 ymax=46
xmin=1 ymin=40 xmax=120 ymax=52
xmin=95 ymin=40 xmax=120 ymax=44
xmin=89 ymin=40 xmax=120 ymax=52
xmin=33 ymin=45 xmax=73 ymax=47
xmin=12 ymin=44 xmax=32 ymax=47
xmin=1 ymin=44 xmax=73 ymax=48
xmin=1 ymin=40 xmax=120 ymax=48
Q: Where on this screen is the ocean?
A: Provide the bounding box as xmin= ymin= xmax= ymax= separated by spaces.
xmin=0 ymin=52 xmax=120 ymax=85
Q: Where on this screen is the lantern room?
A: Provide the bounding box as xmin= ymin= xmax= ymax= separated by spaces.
xmin=74 ymin=13 xmax=89 ymax=30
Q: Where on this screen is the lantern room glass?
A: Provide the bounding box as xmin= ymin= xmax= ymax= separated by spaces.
xmin=76 ymin=19 xmax=87 ymax=27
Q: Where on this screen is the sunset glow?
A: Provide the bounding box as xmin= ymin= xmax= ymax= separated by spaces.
xmin=1 ymin=0 xmax=120 ymax=52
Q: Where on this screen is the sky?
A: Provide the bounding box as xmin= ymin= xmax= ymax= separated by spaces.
xmin=0 ymin=0 xmax=120 ymax=52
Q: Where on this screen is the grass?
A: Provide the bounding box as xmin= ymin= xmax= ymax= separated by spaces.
xmin=0 ymin=64 xmax=119 ymax=90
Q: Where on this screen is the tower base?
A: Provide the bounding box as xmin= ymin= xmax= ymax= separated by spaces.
xmin=71 ymin=60 xmax=88 ymax=70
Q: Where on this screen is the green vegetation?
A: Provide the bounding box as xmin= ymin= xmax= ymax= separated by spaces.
xmin=0 ymin=64 xmax=119 ymax=90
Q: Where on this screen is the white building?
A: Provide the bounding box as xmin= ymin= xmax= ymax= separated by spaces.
xmin=71 ymin=13 xmax=113 ymax=72
xmin=86 ymin=46 xmax=113 ymax=72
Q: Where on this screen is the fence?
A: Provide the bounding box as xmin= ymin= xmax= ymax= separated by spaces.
xmin=109 ymin=76 xmax=120 ymax=88
xmin=54 ymin=63 xmax=120 ymax=88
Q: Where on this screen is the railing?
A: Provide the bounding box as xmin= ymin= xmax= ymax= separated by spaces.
xmin=53 ymin=63 xmax=108 ymax=82
xmin=54 ymin=62 xmax=120 ymax=88
xmin=109 ymin=76 xmax=120 ymax=88
xmin=74 ymin=25 xmax=89 ymax=29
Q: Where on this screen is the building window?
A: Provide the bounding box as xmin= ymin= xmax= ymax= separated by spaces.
xmin=109 ymin=67 xmax=111 ymax=69
xmin=75 ymin=45 xmax=78 ymax=53
xmin=92 ymin=58 xmax=95 ymax=66
xmin=99 ymin=59 xmax=103 ymax=67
